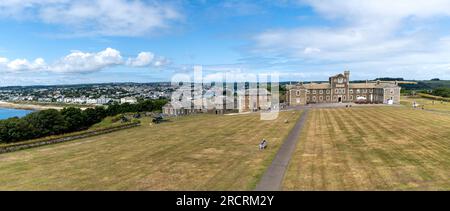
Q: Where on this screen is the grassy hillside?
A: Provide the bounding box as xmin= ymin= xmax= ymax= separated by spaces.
xmin=401 ymin=96 xmax=450 ymax=112
xmin=0 ymin=111 xmax=301 ymax=190
xmin=283 ymin=107 xmax=450 ymax=190
xmin=400 ymin=80 xmax=450 ymax=90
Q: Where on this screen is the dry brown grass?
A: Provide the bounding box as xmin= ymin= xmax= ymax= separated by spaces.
xmin=401 ymin=96 xmax=450 ymax=112
xmin=283 ymin=107 xmax=450 ymax=190
xmin=0 ymin=111 xmax=301 ymax=190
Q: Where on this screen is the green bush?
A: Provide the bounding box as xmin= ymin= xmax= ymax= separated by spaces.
xmin=418 ymin=93 xmax=450 ymax=102
xmin=111 ymin=115 xmax=122 ymax=123
xmin=23 ymin=109 xmax=67 ymax=138
xmin=0 ymin=99 xmax=166 ymax=144
xmin=432 ymin=87 xmax=450 ymax=98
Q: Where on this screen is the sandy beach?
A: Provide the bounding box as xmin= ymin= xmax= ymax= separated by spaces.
xmin=0 ymin=101 xmax=68 ymax=111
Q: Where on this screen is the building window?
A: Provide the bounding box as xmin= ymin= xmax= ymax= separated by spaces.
xmin=319 ymin=90 xmax=323 ymax=94
xmin=369 ymin=89 xmax=373 ymax=93
xmin=306 ymin=90 xmax=310 ymax=94
xmin=363 ymin=89 xmax=367 ymax=93
xmin=357 ymin=89 xmax=360 ymax=94
xmin=296 ymin=91 xmax=301 ymax=96
xmin=326 ymin=96 xmax=330 ymax=101
xmin=349 ymin=89 xmax=353 ymax=94
xmin=326 ymin=90 xmax=330 ymax=94
xmin=312 ymin=96 xmax=316 ymax=101
xmin=343 ymin=96 xmax=346 ymax=100
xmin=319 ymin=96 xmax=323 ymax=101
xmin=307 ymin=96 xmax=310 ymax=101
xmin=313 ymin=90 xmax=317 ymax=94
xmin=335 ymin=89 xmax=338 ymax=94
xmin=350 ymin=95 xmax=353 ymax=100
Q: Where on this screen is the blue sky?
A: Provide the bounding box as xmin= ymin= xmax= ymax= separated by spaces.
xmin=0 ymin=0 xmax=450 ymax=86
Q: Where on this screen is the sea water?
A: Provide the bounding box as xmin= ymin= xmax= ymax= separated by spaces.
xmin=0 ymin=108 xmax=34 ymax=120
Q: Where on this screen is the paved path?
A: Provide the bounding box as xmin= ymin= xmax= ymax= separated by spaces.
xmin=254 ymin=109 xmax=310 ymax=191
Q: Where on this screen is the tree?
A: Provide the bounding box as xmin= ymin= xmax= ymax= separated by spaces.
xmin=61 ymin=107 xmax=87 ymax=132
xmin=136 ymin=100 xmax=154 ymax=112
xmin=23 ymin=109 xmax=67 ymax=137
xmin=152 ymin=99 xmax=168 ymax=111
xmin=433 ymin=87 xmax=450 ymax=98
xmin=0 ymin=118 xmax=33 ymax=143
xmin=83 ymin=106 xmax=106 ymax=126
xmin=106 ymin=103 xmax=122 ymax=116
xmin=0 ymin=99 xmax=169 ymax=144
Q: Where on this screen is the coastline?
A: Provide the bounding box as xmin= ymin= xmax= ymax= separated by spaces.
xmin=0 ymin=101 xmax=66 ymax=111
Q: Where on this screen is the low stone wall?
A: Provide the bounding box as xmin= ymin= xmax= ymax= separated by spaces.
xmin=0 ymin=123 xmax=140 ymax=154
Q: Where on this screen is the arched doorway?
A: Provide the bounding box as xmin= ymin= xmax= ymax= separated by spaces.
xmin=338 ymin=97 xmax=342 ymax=103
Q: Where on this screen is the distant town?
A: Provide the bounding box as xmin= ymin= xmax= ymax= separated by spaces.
xmin=0 ymin=78 xmax=447 ymax=109
xmin=0 ymin=83 xmax=174 ymax=106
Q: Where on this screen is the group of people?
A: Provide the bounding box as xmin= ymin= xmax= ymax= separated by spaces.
xmin=259 ymin=139 xmax=268 ymax=150
xmin=412 ymin=101 xmax=425 ymax=110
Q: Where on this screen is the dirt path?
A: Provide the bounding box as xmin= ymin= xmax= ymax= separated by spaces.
xmin=254 ymin=109 xmax=310 ymax=191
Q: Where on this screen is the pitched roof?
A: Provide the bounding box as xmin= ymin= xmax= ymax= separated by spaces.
xmin=349 ymin=83 xmax=377 ymax=89
xmin=163 ymin=101 xmax=185 ymax=109
xmin=287 ymin=79 xmax=401 ymax=90
xmin=330 ymin=73 xmax=345 ymax=78
xmin=303 ymin=83 xmax=330 ymax=89
xmin=375 ymin=82 xmax=400 ymax=88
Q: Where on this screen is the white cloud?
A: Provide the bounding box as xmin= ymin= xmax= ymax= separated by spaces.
xmin=152 ymin=57 xmax=170 ymax=67
xmin=300 ymin=0 xmax=450 ymax=22
xmin=0 ymin=0 xmax=182 ymax=36
xmin=0 ymin=48 xmax=168 ymax=73
xmin=303 ymin=47 xmax=321 ymax=55
xmin=250 ymin=0 xmax=450 ymax=79
xmin=0 ymin=58 xmax=46 ymax=72
xmin=126 ymin=52 xmax=170 ymax=68
xmin=49 ymin=48 xmax=123 ymax=73
xmin=127 ymin=52 xmax=155 ymax=67
xmin=0 ymin=57 xmax=9 ymax=64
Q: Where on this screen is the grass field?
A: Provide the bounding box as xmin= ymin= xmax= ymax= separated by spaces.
xmin=283 ymin=107 xmax=450 ymax=190
xmin=401 ymin=96 xmax=450 ymax=112
xmin=0 ymin=111 xmax=301 ymax=190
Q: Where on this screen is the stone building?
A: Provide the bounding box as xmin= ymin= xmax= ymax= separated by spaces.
xmin=286 ymin=71 xmax=401 ymax=106
xmin=237 ymin=88 xmax=271 ymax=113
xmin=162 ymin=102 xmax=196 ymax=116
xmin=162 ymin=88 xmax=272 ymax=116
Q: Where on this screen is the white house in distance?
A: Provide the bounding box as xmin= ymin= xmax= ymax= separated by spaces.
xmin=86 ymin=98 xmax=97 ymax=104
xmin=96 ymin=96 xmax=112 ymax=105
xmin=120 ymin=97 xmax=138 ymax=104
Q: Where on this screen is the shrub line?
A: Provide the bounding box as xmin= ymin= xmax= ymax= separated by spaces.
xmin=0 ymin=123 xmax=140 ymax=154
xmin=417 ymin=93 xmax=450 ymax=102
